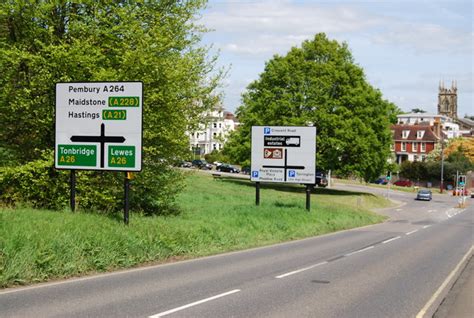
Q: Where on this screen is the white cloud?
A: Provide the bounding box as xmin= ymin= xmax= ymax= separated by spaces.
xmin=372 ymin=23 xmax=473 ymax=54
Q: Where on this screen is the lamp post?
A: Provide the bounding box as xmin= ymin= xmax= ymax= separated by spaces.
xmin=440 ymin=139 xmax=445 ymax=193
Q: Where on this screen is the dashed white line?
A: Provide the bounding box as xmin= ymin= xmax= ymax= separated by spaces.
xmin=406 ymin=229 xmax=419 ymax=235
xmin=345 ymin=245 xmax=374 ymax=256
xmin=422 ymin=225 xmax=431 ymax=229
xmin=276 ymin=261 xmax=328 ymax=279
xmin=382 ymin=236 xmax=401 ymax=244
xmin=428 ymin=210 xmax=436 ymax=213
xmin=148 ymin=289 xmax=241 ymax=317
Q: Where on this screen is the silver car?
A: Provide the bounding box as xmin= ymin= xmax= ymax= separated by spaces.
xmin=416 ymin=189 xmax=432 ymax=201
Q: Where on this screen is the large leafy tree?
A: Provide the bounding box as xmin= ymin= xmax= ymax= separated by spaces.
xmin=0 ymin=0 xmax=220 ymax=163
xmin=225 ymin=33 xmax=398 ymax=181
xmin=0 ymin=1 xmax=221 ymax=213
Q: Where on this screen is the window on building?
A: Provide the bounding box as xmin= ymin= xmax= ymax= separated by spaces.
xmin=390 ymin=143 xmax=395 ymax=151
xmin=401 ymin=142 xmax=407 ymax=152
xmin=213 ymin=132 xmax=217 ymax=137
xmin=196 ymin=133 xmax=200 ymax=139
xmin=412 ymin=142 xmax=418 ymax=152
xmin=417 ymin=130 xmax=425 ymax=139
xmin=213 ymin=123 xmax=217 ymax=128
xmin=213 ymin=144 xmax=217 ymax=150
xmin=421 ymin=155 xmax=426 ymax=162
xmin=402 ymin=130 xmax=410 ymax=139
xmin=414 ymin=155 xmax=418 ymax=162
xmin=218 ymin=123 xmax=222 ymax=128
xmin=420 ymin=143 xmax=426 ymax=152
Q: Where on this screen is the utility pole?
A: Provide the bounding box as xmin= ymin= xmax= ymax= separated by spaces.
xmin=440 ymin=139 xmax=445 ymax=193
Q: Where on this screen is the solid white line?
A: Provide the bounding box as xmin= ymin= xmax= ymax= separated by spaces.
xmin=382 ymin=236 xmax=401 ymax=244
xmin=275 ymin=261 xmax=328 ymax=279
xmin=416 ymin=246 xmax=473 ymax=318
xmin=345 ymin=245 xmax=374 ymax=257
xmin=149 ymin=289 xmax=241 ymax=318
xmin=406 ymin=229 xmax=419 ymax=235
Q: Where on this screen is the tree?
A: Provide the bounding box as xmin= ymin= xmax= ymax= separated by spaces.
xmin=0 ymin=1 xmax=222 ymax=213
xmin=224 ymin=33 xmax=398 ymax=181
xmin=0 ymin=1 xmax=220 ymax=163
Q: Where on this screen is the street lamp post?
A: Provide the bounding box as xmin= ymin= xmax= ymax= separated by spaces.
xmin=440 ymin=139 xmax=445 ymax=193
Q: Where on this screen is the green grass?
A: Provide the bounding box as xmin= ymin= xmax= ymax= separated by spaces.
xmin=0 ymin=172 xmax=389 ymax=288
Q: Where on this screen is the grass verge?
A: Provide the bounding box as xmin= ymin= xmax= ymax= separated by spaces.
xmin=0 ymin=172 xmax=389 ymax=288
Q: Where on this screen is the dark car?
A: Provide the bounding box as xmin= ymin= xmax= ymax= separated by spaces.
xmin=315 ymin=171 xmax=328 ymax=187
xmin=179 ymin=161 xmax=192 ymax=168
xmin=191 ymin=159 xmax=212 ymax=170
xmin=217 ymin=164 xmax=240 ymax=173
xmin=394 ymin=179 xmax=413 ymax=187
xmin=416 ymin=189 xmax=432 ymax=201
xmin=241 ymin=166 xmax=251 ymax=175
xmin=373 ymin=177 xmax=388 ymax=185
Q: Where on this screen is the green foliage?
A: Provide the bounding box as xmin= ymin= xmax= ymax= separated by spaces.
xmin=204 ymin=150 xmax=230 ymax=164
xmin=399 ymin=151 xmax=473 ymax=182
xmin=0 ymin=151 xmax=69 ymax=209
xmin=224 ymin=33 xmax=399 ymax=181
xmin=0 ymin=173 xmax=387 ymax=287
xmin=0 ymin=151 xmax=185 ymax=214
xmin=0 ymin=1 xmax=221 ymax=214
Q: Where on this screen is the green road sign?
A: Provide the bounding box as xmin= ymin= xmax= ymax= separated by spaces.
xmin=57 ymin=145 xmax=97 ymax=166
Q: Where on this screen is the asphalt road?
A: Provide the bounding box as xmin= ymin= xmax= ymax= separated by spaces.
xmin=1 ymin=184 xmax=472 ymax=318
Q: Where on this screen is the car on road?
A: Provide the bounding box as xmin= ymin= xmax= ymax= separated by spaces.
xmin=179 ymin=161 xmax=192 ymax=168
xmin=191 ymin=159 xmax=212 ymax=170
xmin=241 ymin=166 xmax=251 ymax=175
xmin=416 ymin=189 xmax=432 ymax=201
xmin=216 ymin=164 xmax=240 ymax=173
xmin=372 ymin=177 xmax=388 ymax=185
xmin=315 ymin=171 xmax=328 ymax=187
xmin=394 ymin=179 xmax=413 ymax=187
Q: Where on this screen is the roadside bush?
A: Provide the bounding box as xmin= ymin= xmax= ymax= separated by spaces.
xmin=0 ymin=151 xmax=184 ymax=215
xmin=0 ymin=151 xmax=69 ymax=209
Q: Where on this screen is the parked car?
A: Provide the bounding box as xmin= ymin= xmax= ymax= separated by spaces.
xmin=394 ymin=179 xmax=413 ymax=187
xmin=416 ymin=189 xmax=432 ymax=201
xmin=179 ymin=161 xmax=192 ymax=168
xmin=241 ymin=166 xmax=251 ymax=175
xmin=191 ymin=159 xmax=212 ymax=170
xmin=373 ymin=177 xmax=388 ymax=185
xmin=217 ymin=164 xmax=240 ymax=173
xmin=315 ymin=171 xmax=328 ymax=187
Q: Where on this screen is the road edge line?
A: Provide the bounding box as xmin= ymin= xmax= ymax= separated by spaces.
xmin=416 ymin=245 xmax=473 ymax=318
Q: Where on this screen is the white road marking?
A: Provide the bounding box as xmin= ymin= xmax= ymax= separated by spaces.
xmin=345 ymin=245 xmax=374 ymax=257
xmin=428 ymin=210 xmax=436 ymax=213
xmin=276 ymin=261 xmax=328 ymax=279
xmin=422 ymin=225 xmax=431 ymax=229
xmin=396 ymin=208 xmax=402 ymax=211
xmin=416 ymin=246 xmax=474 ymax=318
xmin=149 ymin=289 xmax=241 ymax=317
xmin=382 ymin=236 xmax=401 ymax=244
xmin=406 ymin=229 xmax=419 ymax=235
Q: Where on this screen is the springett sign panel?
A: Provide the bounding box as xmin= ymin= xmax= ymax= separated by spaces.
xmin=251 ymin=126 xmax=316 ymax=184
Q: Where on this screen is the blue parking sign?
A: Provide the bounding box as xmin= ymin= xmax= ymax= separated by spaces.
xmin=252 ymin=171 xmax=259 ymax=178
xmin=264 ymin=127 xmax=271 ymax=135
xmin=288 ymin=170 xmax=296 ymax=177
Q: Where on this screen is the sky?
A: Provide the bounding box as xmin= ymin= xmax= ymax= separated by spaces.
xmin=200 ymin=0 xmax=473 ymax=117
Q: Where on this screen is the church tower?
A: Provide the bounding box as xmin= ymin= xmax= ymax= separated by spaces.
xmin=437 ymin=81 xmax=457 ymax=119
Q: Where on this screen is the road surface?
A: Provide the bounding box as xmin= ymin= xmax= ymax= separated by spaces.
xmin=1 ymin=184 xmax=472 ymax=317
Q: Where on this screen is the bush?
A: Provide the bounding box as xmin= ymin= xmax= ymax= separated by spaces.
xmin=0 ymin=151 xmax=184 ymax=215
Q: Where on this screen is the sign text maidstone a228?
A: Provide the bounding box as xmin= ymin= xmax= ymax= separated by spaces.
xmin=55 ymin=82 xmax=142 ymax=171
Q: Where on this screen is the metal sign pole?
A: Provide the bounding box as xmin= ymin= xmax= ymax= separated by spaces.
xmin=306 ymin=185 xmax=311 ymax=211
xmin=256 ymin=182 xmax=260 ymax=206
xmin=70 ymin=169 xmax=76 ymax=212
xmin=124 ymin=172 xmax=130 ymax=224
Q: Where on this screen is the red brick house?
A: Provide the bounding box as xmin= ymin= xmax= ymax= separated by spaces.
xmin=391 ymin=124 xmax=440 ymax=163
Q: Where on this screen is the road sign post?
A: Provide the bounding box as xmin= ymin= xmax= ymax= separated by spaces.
xmin=251 ymin=126 xmax=316 ymax=209
xmin=55 ymin=82 xmax=143 ymax=223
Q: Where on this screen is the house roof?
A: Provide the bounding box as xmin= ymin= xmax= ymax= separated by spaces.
xmin=391 ymin=125 xmax=439 ymax=142
xmin=457 ymin=117 xmax=474 ymax=129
